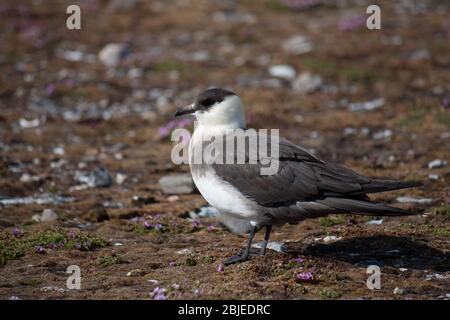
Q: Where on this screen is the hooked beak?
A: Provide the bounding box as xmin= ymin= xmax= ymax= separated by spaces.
xmin=174 ymin=103 xmax=196 ymax=117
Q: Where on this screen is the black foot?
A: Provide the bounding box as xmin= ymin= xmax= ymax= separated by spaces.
xmin=223 ymin=253 xmax=251 ymax=265
xmin=236 ymin=247 xmax=261 ymax=256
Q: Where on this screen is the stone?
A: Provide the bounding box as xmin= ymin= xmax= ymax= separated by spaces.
xmin=32 ymin=209 xmax=58 ymax=222
xmin=159 ymin=174 xmax=195 ymax=195
xmin=282 ymin=35 xmax=313 ymax=54
xmin=268 ymin=65 xmax=296 ymax=80
xmin=428 ymin=159 xmax=447 ymax=169
xmin=348 ymin=98 xmax=385 ymax=112
xmin=292 ymin=72 xmax=323 ymax=93
xmin=396 ymin=196 xmax=433 ymax=204
xmin=98 ymin=43 xmax=129 ymax=67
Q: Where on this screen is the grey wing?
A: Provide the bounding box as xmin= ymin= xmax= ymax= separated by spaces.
xmin=211 ymin=131 xmax=420 ymax=216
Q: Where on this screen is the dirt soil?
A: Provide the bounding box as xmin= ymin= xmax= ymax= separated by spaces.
xmin=0 ymin=0 xmax=449 ymax=300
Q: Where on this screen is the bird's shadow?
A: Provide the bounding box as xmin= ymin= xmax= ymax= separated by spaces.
xmin=286 ymin=235 xmax=449 ymax=272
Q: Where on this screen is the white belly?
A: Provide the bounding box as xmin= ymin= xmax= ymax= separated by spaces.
xmin=191 ymin=168 xmax=256 ymax=220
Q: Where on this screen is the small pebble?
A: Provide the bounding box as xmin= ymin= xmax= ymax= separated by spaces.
xmin=428 ymin=159 xmax=447 ymax=169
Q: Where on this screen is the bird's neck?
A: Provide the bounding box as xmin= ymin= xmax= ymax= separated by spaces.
xmin=194 ymin=121 xmax=246 ymax=137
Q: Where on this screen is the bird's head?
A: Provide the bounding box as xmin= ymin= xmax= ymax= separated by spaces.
xmin=174 ymin=88 xmax=246 ymax=129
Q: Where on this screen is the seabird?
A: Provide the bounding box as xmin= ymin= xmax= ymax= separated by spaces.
xmin=174 ymin=88 xmax=422 ymax=265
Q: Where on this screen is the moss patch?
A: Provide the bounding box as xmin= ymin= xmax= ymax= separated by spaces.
xmin=0 ymin=228 xmax=108 ymax=267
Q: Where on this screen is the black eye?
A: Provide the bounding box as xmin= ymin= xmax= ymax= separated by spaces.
xmin=201 ymin=97 xmax=221 ymax=108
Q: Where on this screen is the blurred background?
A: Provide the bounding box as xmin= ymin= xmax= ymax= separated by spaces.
xmin=0 ymin=0 xmax=449 ymax=300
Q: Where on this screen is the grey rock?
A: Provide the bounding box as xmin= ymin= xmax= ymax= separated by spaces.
xmin=396 ymin=196 xmax=433 ymax=204
xmin=393 ymin=287 xmax=408 ymax=295
xmin=252 ymin=241 xmax=287 ymax=253
xmin=292 ymin=72 xmax=323 ymax=93
xmin=349 ymin=98 xmax=385 ymax=112
xmin=282 ymin=35 xmax=313 ymax=54
xmin=0 ymin=194 xmax=73 ymax=206
xmin=98 ymin=43 xmax=129 ymax=67
xmin=409 ymin=48 xmax=431 ymax=61
xmin=32 ymin=209 xmax=58 ymax=222
xmin=159 ymin=174 xmax=195 ymax=195
xmin=75 ymin=167 xmax=113 ymax=188
xmin=373 ymin=129 xmax=393 ymax=140
xmin=189 ymin=206 xmax=220 ymax=219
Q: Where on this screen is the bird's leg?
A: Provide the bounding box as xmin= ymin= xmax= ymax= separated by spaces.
xmin=224 ymin=226 xmax=258 ymax=265
xmin=259 ymin=225 xmax=272 ymax=256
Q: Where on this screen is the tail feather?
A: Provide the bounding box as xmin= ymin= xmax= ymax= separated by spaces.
xmin=362 ymin=179 xmax=423 ymax=194
xmin=315 ymin=197 xmax=417 ymax=216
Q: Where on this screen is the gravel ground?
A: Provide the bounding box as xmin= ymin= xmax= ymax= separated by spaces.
xmin=0 ymin=0 xmax=449 ymax=300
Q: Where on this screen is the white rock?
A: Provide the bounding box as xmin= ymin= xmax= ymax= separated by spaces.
xmin=19 ymin=118 xmax=40 ymax=128
xmin=428 ymin=173 xmax=439 ymax=181
xmin=292 ymin=72 xmax=323 ymax=93
xmin=396 ymin=196 xmax=433 ymax=204
xmin=268 ymin=65 xmax=296 ymax=80
xmin=167 ymin=195 xmax=179 ymax=202
xmin=60 ymin=50 xmax=84 ymax=62
xmin=20 ymin=173 xmax=40 ymax=183
xmin=366 ymin=219 xmax=383 ymax=225
xmin=393 ymin=287 xmax=407 ymax=295
xmin=349 ymin=98 xmax=385 ymax=112
xmin=40 ymin=286 xmax=65 ymax=293
xmin=252 ymin=241 xmax=287 ymax=253
xmin=344 ymin=127 xmax=357 ymax=136
xmin=32 ymin=209 xmax=58 ymax=222
xmin=41 ymin=209 xmax=58 ymax=221
xmin=373 ymin=129 xmax=392 ymax=140
xmin=282 ymin=35 xmax=313 ymax=54
xmin=98 ymin=43 xmax=128 ymax=67
xmin=115 ymin=173 xmax=127 ymax=185
xmin=53 ymin=147 xmax=65 ymax=155
xmin=176 ymin=248 xmax=192 ymax=255
xmin=323 ymin=235 xmax=342 ymax=243
xmin=428 ymin=159 xmax=447 ymax=169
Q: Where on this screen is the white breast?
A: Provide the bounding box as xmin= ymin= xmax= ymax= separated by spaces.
xmin=191 ymin=168 xmax=256 ymax=219
xmin=189 ymin=127 xmax=257 ymax=220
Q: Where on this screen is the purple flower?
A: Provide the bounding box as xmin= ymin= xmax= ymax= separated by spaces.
xmin=217 ymin=263 xmax=225 ymax=273
xmin=46 ymin=84 xmax=55 ymax=96
xmin=207 ymin=225 xmax=215 ymax=232
xmin=169 ymin=261 xmax=176 ymax=267
xmin=442 ymin=98 xmax=449 ymax=109
xmin=295 ymin=271 xmax=314 ymax=282
xmin=67 ymin=230 xmax=76 ymax=239
xmin=143 ymin=221 xmax=152 ymax=229
xmin=12 ymin=227 xmax=22 ymax=237
xmin=154 ymin=223 xmax=163 ymax=231
xmin=151 ymin=287 xmax=167 ymax=300
xmin=294 ymin=257 xmax=304 ymax=263
xmin=35 ymin=245 xmax=45 ymax=254
xmin=172 ymin=283 xmax=180 ymax=290
xmin=191 ymin=220 xmax=201 ymax=228
xmin=339 ymin=15 xmax=366 ymax=32
xmin=47 ymin=243 xmax=58 ymax=250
